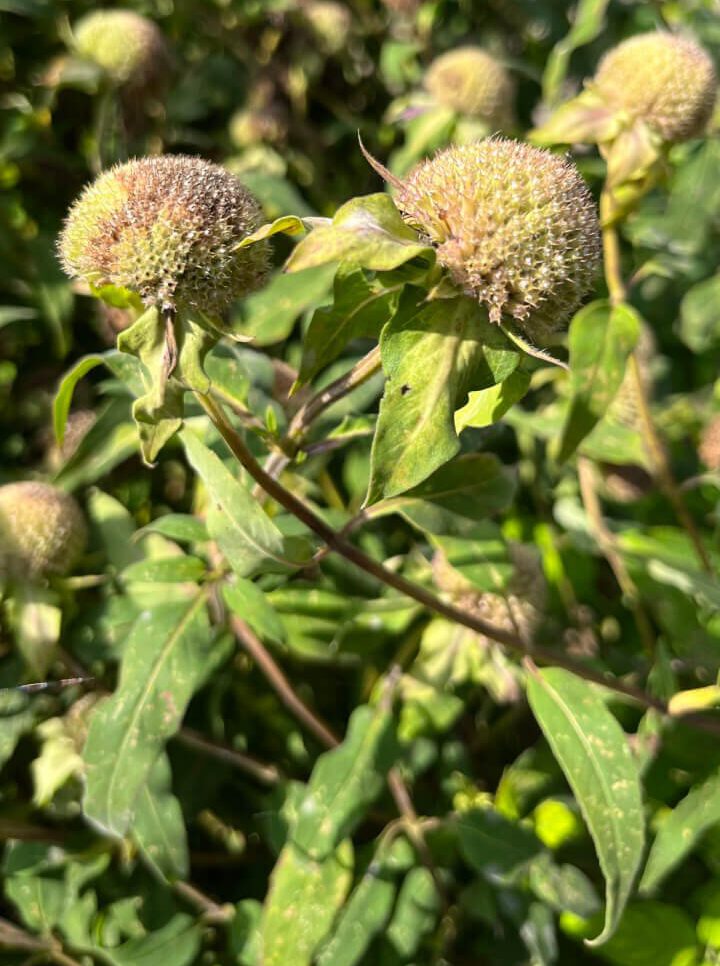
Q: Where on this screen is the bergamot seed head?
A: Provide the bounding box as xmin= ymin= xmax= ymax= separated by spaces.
xmin=0 ymin=482 xmax=87 ymax=581
xmin=425 ymin=47 xmax=514 ymax=124
xmin=73 ymin=10 xmax=169 ymax=92
xmin=594 ymin=32 xmax=717 ymax=142
xmin=396 ymin=138 xmax=600 ymax=334
xmin=59 ymin=155 xmax=270 ymax=314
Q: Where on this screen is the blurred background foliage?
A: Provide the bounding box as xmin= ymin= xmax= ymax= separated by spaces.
xmin=2 ymin=0 xmax=720 ymax=964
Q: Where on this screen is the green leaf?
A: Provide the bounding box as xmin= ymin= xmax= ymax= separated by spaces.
xmin=95 ymin=914 xmax=202 ymax=966
xmin=526 ymin=667 xmax=645 ymax=946
xmin=455 ymin=369 xmax=531 ymax=432
xmin=384 ymin=867 xmax=440 ymax=959
xmin=389 ymin=104 xmax=457 ymax=177
xmin=261 ymin=840 xmax=353 ymax=966
xmin=292 ymin=704 xmax=400 ymax=859
xmin=230 ymin=899 xmax=263 ymax=966
xmin=371 ymin=453 xmax=516 ymax=535
xmin=316 ymin=836 xmax=409 ymax=966
xmin=297 ymin=266 xmax=399 ymax=386
xmin=528 ymin=853 xmax=601 ymax=918
xmin=367 ymin=294 xmax=518 ymax=502
xmin=86 ymin=489 xmax=143 ymax=573
xmin=645 ymin=558 xmax=720 ymax=612
xmin=286 ymin=194 xmax=433 ymax=273
xmin=53 ymin=354 xmax=104 ymax=446
xmin=542 ymin=0 xmax=610 ymax=105
xmin=223 ymin=579 xmax=287 ymax=646
xmin=135 ymin=514 xmax=209 ymax=545
xmin=571 ymin=901 xmax=699 ymax=966
xmin=457 ymin=807 xmax=543 ymax=878
xmin=120 ymin=556 xmax=207 ymax=584
xmin=11 ymin=585 xmax=62 ymax=677
xmin=0 ymin=691 xmax=36 ymax=770
xmin=641 ymin=766 xmax=720 ymax=894
xmin=233 ymin=265 xmax=335 ymax=346
xmin=679 ymin=274 xmax=720 ymax=354
xmin=557 ymin=301 xmax=640 ymax=463
xmin=133 ymin=752 xmax=189 ymax=882
xmin=83 ymin=592 xmax=212 ymax=836
xmin=237 ymin=214 xmax=307 ymax=249
xmin=180 ymin=428 xmax=288 ymax=576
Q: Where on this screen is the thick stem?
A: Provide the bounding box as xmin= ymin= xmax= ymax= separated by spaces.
xmin=601 ymin=196 xmax=712 ymax=574
xmin=196 ymin=391 xmax=720 ymax=733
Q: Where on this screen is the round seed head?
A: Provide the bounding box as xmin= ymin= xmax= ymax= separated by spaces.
xmin=425 ymin=47 xmax=514 ymax=124
xmin=302 ymin=1 xmax=351 ymax=54
xmin=73 ymin=10 xmax=169 ymax=91
xmin=396 ymin=138 xmax=600 ymax=333
xmin=0 ymin=482 xmax=87 ymax=581
xmin=699 ymin=414 xmax=720 ymax=471
xmin=594 ymin=32 xmax=717 ymax=142
xmin=59 ymin=155 xmax=271 ymax=314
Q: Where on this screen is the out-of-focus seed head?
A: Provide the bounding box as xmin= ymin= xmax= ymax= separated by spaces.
xmin=700 ymin=414 xmax=720 ymax=471
xmin=424 ymin=47 xmax=514 ymax=124
xmin=302 ymin=1 xmax=352 ymax=54
xmin=0 ymin=482 xmax=87 ymax=581
xmin=396 ymin=138 xmax=600 ymax=334
xmin=73 ymin=10 xmax=169 ymax=91
xmin=594 ymin=32 xmax=717 ymax=142
xmin=58 ymin=155 xmax=270 ymax=314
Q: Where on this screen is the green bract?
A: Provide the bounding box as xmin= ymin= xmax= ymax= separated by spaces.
xmin=424 ymin=47 xmax=514 ymax=124
xmin=0 ymin=482 xmax=87 ymax=580
xmin=395 ymin=138 xmax=601 ymax=335
xmin=594 ymin=32 xmax=717 ymax=143
xmin=58 ymin=155 xmax=270 ymax=314
xmin=73 ymin=9 xmax=169 ymax=91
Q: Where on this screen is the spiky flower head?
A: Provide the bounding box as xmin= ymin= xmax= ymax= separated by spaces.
xmin=700 ymin=415 xmax=720 ymax=471
xmin=396 ymin=138 xmax=600 ymax=333
xmin=594 ymin=32 xmax=717 ymax=142
xmin=0 ymin=482 xmax=87 ymax=581
xmin=73 ymin=10 xmax=169 ymax=91
xmin=424 ymin=47 xmax=514 ymax=124
xmin=59 ymin=155 xmax=270 ymax=314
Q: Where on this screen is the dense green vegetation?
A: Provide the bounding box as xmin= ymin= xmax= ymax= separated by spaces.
xmin=2 ymin=1 xmax=720 ymax=964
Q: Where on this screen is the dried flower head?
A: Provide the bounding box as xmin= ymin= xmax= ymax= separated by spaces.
xmin=0 ymin=482 xmax=87 ymax=581
xmin=699 ymin=414 xmax=720 ymax=471
xmin=594 ymin=32 xmax=717 ymax=142
xmin=73 ymin=10 xmax=169 ymax=91
xmin=396 ymin=138 xmax=600 ymax=333
xmin=59 ymin=155 xmax=270 ymax=314
xmin=302 ymin=1 xmax=352 ymax=54
xmin=425 ymin=47 xmax=514 ymax=124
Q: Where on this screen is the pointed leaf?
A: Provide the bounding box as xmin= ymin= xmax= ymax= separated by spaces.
xmin=526 ymin=667 xmax=645 ymax=946
xmin=292 ymin=704 xmax=400 ymax=859
xmin=557 ymin=301 xmax=640 ymax=463
xmin=455 ymin=369 xmax=531 ymax=431
xmin=367 ymin=294 xmax=518 ymax=502
xmin=234 ymin=265 xmax=335 ymax=346
xmin=83 ymin=592 xmax=213 ymax=836
xmin=223 ymin=579 xmax=287 ymax=646
xmin=133 ymin=752 xmax=189 ymax=882
xmin=53 ymin=354 xmax=104 ymax=445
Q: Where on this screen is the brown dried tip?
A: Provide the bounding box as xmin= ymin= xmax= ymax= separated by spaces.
xmin=58 ymin=155 xmax=270 ymax=315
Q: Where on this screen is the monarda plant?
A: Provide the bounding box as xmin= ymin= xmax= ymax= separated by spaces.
xmin=72 ymin=9 xmax=169 ymax=96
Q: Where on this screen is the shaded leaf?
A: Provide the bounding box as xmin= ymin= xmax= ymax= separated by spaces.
xmin=83 ymin=592 xmax=212 ymax=836
xmin=385 ymin=866 xmax=440 ymax=959
xmin=293 ymin=704 xmax=400 ymax=859
xmin=133 ymin=752 xmax=189 ymax=882
xmin=120 ymin=556 xmax=207 ymax=585
xmin=233 ymin=265 xmax=335 ymax=346
xmin=457 ymin=807 xmax=543 ymax=879
xmin=223 ymin=579 xmax=287 ymax=646
xmin=526 ymin=667 xmax=645 ymax=945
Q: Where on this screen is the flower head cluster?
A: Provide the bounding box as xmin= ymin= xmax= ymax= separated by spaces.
xmin=0 ymin=482 xmax=87 ymax=581
xmin=594 ymin=32 xmax=716 ymax=142
xmin=396 ymin=138 xmax=600 ymax=334
xmin=425 ymin=47 xmax=514 ymax=124
xmin=73 ymin=10 xmax=169 ymax=92
xmin=59 ymin=155 xmax=270 ymax=314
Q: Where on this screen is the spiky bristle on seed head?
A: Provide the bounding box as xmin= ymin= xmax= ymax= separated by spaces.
xmin=396 ymin=138 xmax=601 ymax=336
xmin=58 ymin=155 xmax=270 ymax=314
xmin=594 ymin=31 xmax=717 ymax=142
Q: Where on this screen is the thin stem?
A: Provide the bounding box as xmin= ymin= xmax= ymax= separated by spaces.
xmin=175 ymin=727 xmax=281 ymax=785
xmin=196 ymin=391 xmax=720 ymax=734
xmin=173 ymin=881 xmax=233 ymax=924
xmin=601 ymin=195 xmax=712 ymax=574
xmin=259 ymin=345 xmax=382 ymax=486
xmin=230 ymin=615 xmax=340 ymax=749
xmin=578 ymin=458 xmax=656 ymax=657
